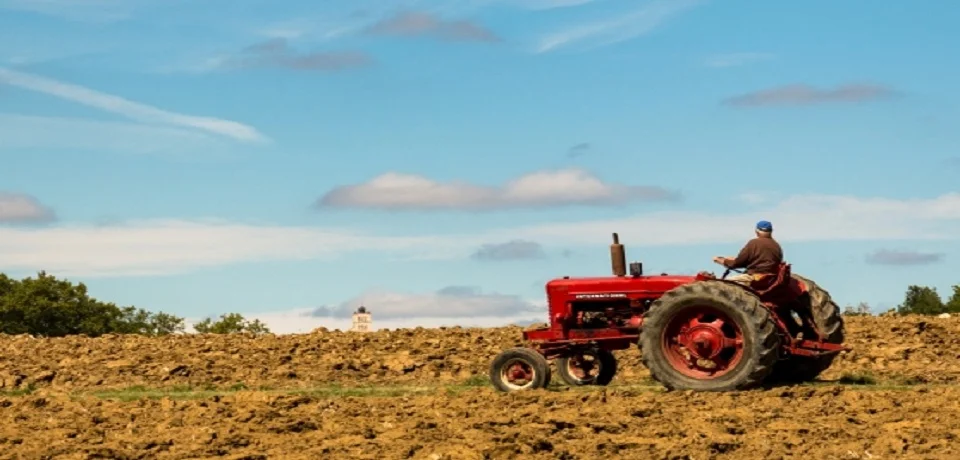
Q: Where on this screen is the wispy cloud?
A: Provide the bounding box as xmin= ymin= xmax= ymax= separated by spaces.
xmin=0 ymin=114 xmax=231 ymax=156
xmin=0 ymin=67 xmax=266 ymax=142
xmin=0 ymin=219 xmax=451 ymax=277
xmin=4 ymin=192 xmax=960 ymax=277
xmin=865 ymin=249 xmax=945 ymax=266
xmin=314 ymin=168 xmax=680 ymax=211
xmin=471 ymin=240 xmax=546 ymax=261
xmin=497 ymin=192 xmax=960 ymax=247
xmin=722 ymin=83 xmax=897 ymax=107
xmin=215 ymin=38 xmax=373 ymax=72
xmin=248 ymin=0 xmax=592 ymax=45
xmin=0 ymin=192 xmax=56 ymax=224
xmin=736 ymin=191 xmax=783 ymax=206
xmin=567 ymin=142 xmax=591 ymax=158
xmin=534 ymin=0 xmax=702 ymax=53
xmin=703 ymin=52 xmax=775 ymax=68
xmin=364 ymin=10 xmax=500 ymax=42
xmin=171 ymin=9 xmax=494 ymax=74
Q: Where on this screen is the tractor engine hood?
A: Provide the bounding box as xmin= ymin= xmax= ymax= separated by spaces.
xmin=547 ymin=274 xmax=701 ymax=297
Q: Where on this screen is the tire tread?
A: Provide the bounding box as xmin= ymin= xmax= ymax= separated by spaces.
xmin=640 ymin=280 xmax=780 ymax=391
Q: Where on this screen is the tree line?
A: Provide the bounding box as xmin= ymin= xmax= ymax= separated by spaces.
xmin=1 ymin=271 xmax=953 ymax=338
xmin=0 ymin=272 xmax=270 ymax=337
xmin=844 ymin=284 xmax=960 ymax=316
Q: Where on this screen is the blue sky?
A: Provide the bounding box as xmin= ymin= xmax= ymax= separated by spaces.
xmin=1 ymin=0 xmax=959 ymax=332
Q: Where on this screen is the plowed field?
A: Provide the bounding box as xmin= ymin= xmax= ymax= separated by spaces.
xmin=1 ymin=315 xmax=958 ymax=459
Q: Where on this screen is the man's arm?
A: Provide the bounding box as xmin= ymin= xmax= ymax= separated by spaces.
xmin=723 ymin=241 xmax=755 ymax=269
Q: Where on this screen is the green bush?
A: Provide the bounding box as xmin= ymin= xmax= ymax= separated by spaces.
xmin=0 ymin=271 xmax=272 ymax=337
xmin=896 ymin=284 xmax=960 ymax=315
xmin=0 ymin=271 xmax=184 ymax=337
xmin=192 ymin=312 xmax=271 ymax=334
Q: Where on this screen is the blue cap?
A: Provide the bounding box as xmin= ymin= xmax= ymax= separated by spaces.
xmin=756 ymin=220 xmax=773 ymax=232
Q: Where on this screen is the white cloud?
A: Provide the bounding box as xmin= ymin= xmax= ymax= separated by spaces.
xmin=534 ymin=0 xmax=702 ymax=53
xmin=2 ymin=192 xmax=960 ymax=277
xmin=0 ymin=192 xmax=56 ymax=223
xmin=737 ymin=192 xmax=766 ymax=205
xmin=0 ymin=67 xmax=266 ymax=143
xmin=0 ymin=114 xmax=230 ymax=156
xmin=315 ymin=168 xmax=679 ymax=210
xmin=0 ymin=219 xmax=455 ymax=277
xmin=736 ymin=191 xmax=778 ymax=206
xmin=499 ymin=193 xmax=960 ymax=246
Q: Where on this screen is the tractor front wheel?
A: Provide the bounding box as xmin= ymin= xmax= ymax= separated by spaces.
xmin=556 ymin=349 xmax=617 ymax=387
xmin=489 ymin=347 xmax=552 ymax=392
xmin=640 ymin=280 xmax=780 ymax=391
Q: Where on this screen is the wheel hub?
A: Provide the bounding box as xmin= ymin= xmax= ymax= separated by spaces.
xmin=509 ymin=363 xmax=530 ymax=380
xmin=660 ymin=307 xmax=745 ymax=379
xmin=686 ymin=325 xmax=725 ymax=359
xmin=500 ymin=359 xmax=535 ymax=389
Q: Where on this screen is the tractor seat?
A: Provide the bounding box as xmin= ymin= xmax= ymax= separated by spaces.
xmin=749 ymin=262 xmax=792 ymax=301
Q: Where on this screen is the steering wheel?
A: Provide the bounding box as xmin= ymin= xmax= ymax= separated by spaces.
xmin=721 ymin=267 xmax=746 ymax=280
xmin=714 ymin=259 xmax=744 ymax=280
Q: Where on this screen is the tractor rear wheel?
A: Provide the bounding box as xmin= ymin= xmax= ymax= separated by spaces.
xmin=640 ymin=280 xmax=780 ymax=391
xmin=556 ymin=349 xmax=617 ymax=387
xmin=767 ymin=274 xmax=845 ymax=383
xmin=489 ymin=347 xmax=552 ymax=392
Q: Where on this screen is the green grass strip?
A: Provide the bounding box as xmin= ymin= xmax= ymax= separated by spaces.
xmin=0 ymin=372 xmax=952 ymax=401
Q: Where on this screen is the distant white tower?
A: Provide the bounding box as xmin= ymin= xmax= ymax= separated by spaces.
xmin=350 ymin=306 xmax=372 ymax=332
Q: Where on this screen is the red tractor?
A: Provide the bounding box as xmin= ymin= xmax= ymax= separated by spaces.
xmin=489 ymin=233 xmax=848 ymax=392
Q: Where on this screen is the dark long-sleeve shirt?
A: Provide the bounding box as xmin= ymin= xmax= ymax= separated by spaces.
xmin=724 ymin=237 xmax=783 ymax=274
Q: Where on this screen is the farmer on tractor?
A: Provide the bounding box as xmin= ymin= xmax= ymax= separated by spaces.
xmin=712 ymin=220 xmax=782 ymax=286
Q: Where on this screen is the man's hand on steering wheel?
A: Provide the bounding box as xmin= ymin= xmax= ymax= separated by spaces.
xmin=712 ymin=256 xmax=745 ymax=279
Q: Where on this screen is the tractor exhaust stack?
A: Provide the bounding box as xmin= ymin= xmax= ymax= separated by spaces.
xmin=610 ymin=232 xmax=626 ymax=277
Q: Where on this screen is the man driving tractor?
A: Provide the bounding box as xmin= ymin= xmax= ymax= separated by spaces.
xmin=713 ymin=220 xmax=782 ymax=286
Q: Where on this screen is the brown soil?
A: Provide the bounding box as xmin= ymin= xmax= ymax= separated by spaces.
xmin=2 ymin=386 xmax=959 ymax=459
xmin=0 ymin=315 xmax=958 ymax=458
xmin=1 ymin=316 xmax=958 ymax=391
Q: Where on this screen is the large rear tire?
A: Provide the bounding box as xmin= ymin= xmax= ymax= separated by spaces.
xmin=767 ymin=274 xmax=845 ymax=383
xmin=640 ymin=280 xmax=780 ymax=391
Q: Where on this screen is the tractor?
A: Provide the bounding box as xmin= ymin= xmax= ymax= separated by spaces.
xmin=489 ymin=233 xmax=848 ymax=392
